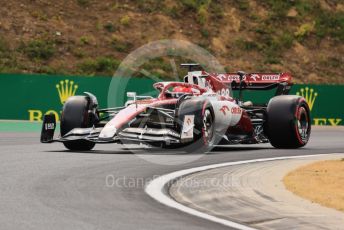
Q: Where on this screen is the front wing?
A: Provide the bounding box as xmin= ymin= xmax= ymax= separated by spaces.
xmin=41 ymin=114 xmax=190 ymax=145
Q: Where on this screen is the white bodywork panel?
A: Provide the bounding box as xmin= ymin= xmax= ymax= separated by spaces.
xmin=181 ymin=115 xmax=195 ymax=140
xmin=202 ymin=94 xmax=242 ymax=133
xmin=99 ymin=104 xmax=143 ymax=139
xmin=99 ymin=126 xmax=117 ymax=139
xmin=185 ymin=71 xmax=207 ymax=89
xmin=98 ymin=90 xmax=242 ymax=141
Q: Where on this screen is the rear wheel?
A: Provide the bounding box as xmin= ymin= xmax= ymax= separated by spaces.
xmin=61 ymin=96 xmax=96 ymax=151
xmin=265 ymin=95 xmax=311 ymax=148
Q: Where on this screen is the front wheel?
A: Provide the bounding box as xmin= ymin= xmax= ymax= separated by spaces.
xmin=265 ymin=95 xmax=311 ymax=148
xmin=61 ymin=96 xmax=96 ymax=151
xmin=177 ymin=99 xmax=216 ymax=152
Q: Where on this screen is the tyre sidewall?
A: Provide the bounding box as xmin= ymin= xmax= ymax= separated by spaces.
xmin=266 ymin=95 xmax=311 ymax=148
xmin=61 ymin=96 xmax=95 ymax=151
xmin=177 ymin=99 xmax=216 ymax=153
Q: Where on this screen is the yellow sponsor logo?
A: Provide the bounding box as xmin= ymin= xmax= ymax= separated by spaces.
xmin=28 ymin=109 xmax=60 ymax=122
xmin=56 ymin=79 xmax=78 ymax=104
xmin=296 ymin=87 xmax=342 ymax=126
xmin=296 ymin=87 xmax=317 ymax=111
xmin=28 ymin=79 xmax=78 ymax=122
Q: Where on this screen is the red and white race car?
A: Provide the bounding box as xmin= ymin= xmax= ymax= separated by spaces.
xmin=41 ymin=64 xmax=311 ymax=152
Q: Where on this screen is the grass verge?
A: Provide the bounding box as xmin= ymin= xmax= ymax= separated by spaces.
xmin=0 ymin=120 xmax=60 ymax=133
xmin=284 ymin=159 xmax=344 ymax=212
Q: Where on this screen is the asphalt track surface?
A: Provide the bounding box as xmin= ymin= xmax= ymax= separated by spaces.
xmin=0 ymin=127 xmax=343 ymax=230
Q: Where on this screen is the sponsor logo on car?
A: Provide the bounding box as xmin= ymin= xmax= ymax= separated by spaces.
xmin=261 ymin=74 xmax=280 ymax=81
xmin=231 ymin=107 xmax=242 ymax=114
xmin=219 ymin=105 xmax=229 ymax=115
xmin=44 ymin=123 xmax=55 ymax=130
xmin=216 ymin=88 xmax=231 ymax=97
xmin=250 ymin=74 xmax=260 ymax=81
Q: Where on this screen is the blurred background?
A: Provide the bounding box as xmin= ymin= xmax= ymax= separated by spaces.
xmin=0 ymin=0 xmax=343 ymax=83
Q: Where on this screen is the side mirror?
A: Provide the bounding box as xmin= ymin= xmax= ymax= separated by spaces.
xmin=127 ymin=92 xmax=137 ymax=101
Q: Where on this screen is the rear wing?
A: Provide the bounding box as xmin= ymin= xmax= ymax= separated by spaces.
xmin=208 ymin=72 xmax=293 ymax=95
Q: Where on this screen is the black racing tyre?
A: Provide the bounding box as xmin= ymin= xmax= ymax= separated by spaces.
xmin=265 ymin=95 xmax=311 ymax=148
xmin=61 ymin=96 xmax=96 ymax=151
xmin=176 ymin=99 xmax=216 ymax=152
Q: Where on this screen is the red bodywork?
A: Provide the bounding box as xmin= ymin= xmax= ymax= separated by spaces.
xmin=105 ymin=71 xmax=292 ymax=140
xmin=210 ymin=72 xmax=292 ymax=85
xmin=204 ymin=71 xmax=292 ymax=92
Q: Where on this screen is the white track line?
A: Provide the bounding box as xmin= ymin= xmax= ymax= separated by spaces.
xmin=145 ymin=154 xmax=334 ymax=230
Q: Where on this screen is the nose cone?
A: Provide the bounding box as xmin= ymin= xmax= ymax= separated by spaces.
xmin=99 ymin=104 xmax=146 ymax=139
xmin=99 ymin=126 xmax=117 ymax=139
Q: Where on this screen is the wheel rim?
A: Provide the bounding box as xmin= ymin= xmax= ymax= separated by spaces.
xmin=202 ymin=109 xmax=214 ymax=143
xmin=296 ymin=107 xmax=309 ymax=142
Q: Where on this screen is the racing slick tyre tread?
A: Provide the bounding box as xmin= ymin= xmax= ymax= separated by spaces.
xmin=177 ymin=99 xmax=216 ymax=153
xmin=61 ymin=96 xmax=96 ymax=151
xmin=265 ymin=95 xmax=311 ymax=149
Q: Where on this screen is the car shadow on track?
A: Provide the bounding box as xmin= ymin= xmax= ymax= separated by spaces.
xmin=44 ymin=144 xmax=274 ymax=155
xmin=44 ymin=149 xmax=133 ymax=155
xmin=211 ymin=145 xmax=273 ymax=152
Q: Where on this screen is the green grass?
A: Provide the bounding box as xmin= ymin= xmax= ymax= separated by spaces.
xmin=181 ymin=0 xmax=212 ymax=25
xmin=0 ymin=120 xmax=59 ymax=133
xmin=0 ymin=0 xmax=342 ymax=79
xmin=180 ymin=0 xmax=199 ymax=10
xmin=79 ymin=36 xmax=91 ymax=45
xmin=235 ymin=38 xmax=261 ymax=51
xmin=278 ymin=32 xmax=294 ymax=49
xmin=136 ymin=0 xmax=164 ymax=13
xmin=120 ymin=15 xmax=131 ymax=26
xmin=136 ymin=57 xmax=171 ymax=78
xmin=34 ymin=66 xmax=59 ymax=74
xmin=197 ymin=5 xmax=208 ymax=25
xmin=315 ymin=11 xmax=344 ymax=42
xmin=77 ymin=0 xmax=91 ymax=7
xmin=294 ymin=0 xmax=315 ymax=16
xmin=209 ymin=2 xmax=224 ymax=19
xmin=200 ymin=28 xmax=210 ymax=38
xmin=320 ymin=57 xmax=342 ymax=68
xmin=111 ymin=39 xmax=133 ymax=53
xmin=236 ymin=0 xmax=250 ymax=11
xmin=252 ymin=22 xmax=295 ymax=64
xmin=132 ymin=56 xmax=199 ymax=80
xmin=259 ymin=0 xmax=343 ymax=42
xmin=0 ymin=36 xmax=20 ymax=73
xmin=72 ymin=48 xmax=86 ymax=58
xmin=295 ymin=22 xmax=315 ymax=41
xmin=104 ymin=22 xmax=117 ymax=32
xmin=78 ymin=57 xmax=120 ymax=76
xmin=163 ymin=6 xmax=180 ymax=18
xmin=20 ymin=39 xmax=56 ymax=60
xmin=0 ymin=36 xmax=9 ymax=52
xmin=262 ymin=0 xmax=294 ymax=20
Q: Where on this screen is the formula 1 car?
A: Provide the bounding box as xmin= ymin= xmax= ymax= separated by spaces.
xmin=41 ymin=64 xmax=311 ymax=152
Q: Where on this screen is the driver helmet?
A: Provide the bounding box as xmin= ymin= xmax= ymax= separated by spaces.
xmin=168 ymin=86 xmax=193 ymax=98
xmin=173 ymin=86 xmax=193 ymax=94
